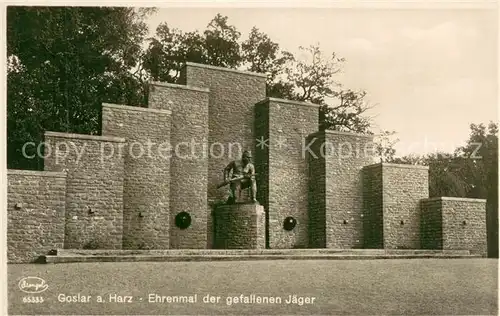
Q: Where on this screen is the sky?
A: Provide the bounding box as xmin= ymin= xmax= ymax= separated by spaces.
xmin=146 ymin=6 xmax=498 ymax=156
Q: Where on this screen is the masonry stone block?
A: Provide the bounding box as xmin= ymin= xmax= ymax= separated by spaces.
xmin=420 ymin=198 xmax=443 ymax=250
xmin=421 ymin=197 xmax=487 ymax=256
xmin=308 ymin=130 xmax=376 ymax=249
xmin=361 ymin=162 xmax=383 ymax=248
xmin=102 ymin=103 xmax=172 ymax=249
xmin=307 ymin=133 xmax=326 ymax=248
xmin=363 ymin=163 xmax=429 ymax=249
xmin=180 ymin=62 xmax=267 ymax=205
xmin=254 ymin=102 xmax=270 ymax=247
xmin=44 ymin=132 xmax=125 ymax=249
xmin=255 ymin=98 xmax=319 ymax=249
xmin=7 ymin=170 xmax=67 ymax=263
xmin=148 ymin=82 xmax=210 ymax=248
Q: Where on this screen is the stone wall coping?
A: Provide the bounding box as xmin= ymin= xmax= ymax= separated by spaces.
xmin=363 ymin=162 xmax=429 ymax=170
xmin=102 ymin=103 xmax=172 ymax=115
xmin=184 ymin=62 xmax=268 ymax=78
xmin=256 ymin=97 xmax=319 ymax=108
xmin=44 ymin=131 xmax=126 ymax=143
xmin=423 ymin=197 xmax=487 ymax=203
xmin=149 ymin=81 xmax=210 ymax=93
xmin=7 ymin=169 xmax=67 ymax=178
xmin=308 ymin=129 xmax=374 ymax=139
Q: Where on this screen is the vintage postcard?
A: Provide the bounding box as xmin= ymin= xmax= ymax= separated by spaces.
xmin=2 ymin=1 xmax=498 ymax=315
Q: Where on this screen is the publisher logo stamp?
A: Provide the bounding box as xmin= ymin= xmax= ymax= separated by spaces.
xmin=18 ymin=277 xmax=48 ymax=294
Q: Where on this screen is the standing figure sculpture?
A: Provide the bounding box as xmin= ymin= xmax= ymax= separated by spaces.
xmin=222 ymin=150 xmax=257 ymax=204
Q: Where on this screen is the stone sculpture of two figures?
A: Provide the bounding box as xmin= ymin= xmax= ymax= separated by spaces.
xmin=218 ymin=150 xmax=257 ymax=204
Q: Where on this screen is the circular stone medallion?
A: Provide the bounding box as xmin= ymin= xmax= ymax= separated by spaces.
xmin=283 ymin=216 xmax=297 ymax=231
xmin=175 ymin=212 xmax=192 ymax=229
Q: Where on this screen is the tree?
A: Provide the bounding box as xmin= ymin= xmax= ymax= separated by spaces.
xmin=7 ymin=7 xmax=154 ymax=170
xmin=277 ymin=45 xmax=343 ymax=103
xmin=144 ymin=16 xmax=376 ymax=134
xmin=143 ymin=14 xmax=242 ymax=83
xmin=456 ymin=122 xmax=498 ymax=257
xmin=388 ymin=123 xmax=498 ymax=208
xmin=241 ymin=27 xmax=282 ymax=75
xmin=319 ymin=89 xmax=374 ymax=133
xmin=203 ymin=14 xmax=242 ymax=68
xmin=267 ymin=44 xmax=375 ymax=133
xmin=373 ymin=130 xmax=399 ymax=162
xmin=454 ymin=122 xmax=498 ymax=198
xmin=8 ymin=11 xmax=382 ymax=169
xmin=241 ymin=27 xmax=294 ymax=97
xmin=427 ymin=153 xmax=471 ymax=197
xmin=142 ymin=24 xmax=197 ymax=82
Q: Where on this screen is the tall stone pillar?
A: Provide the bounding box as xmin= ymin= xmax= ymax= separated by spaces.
xmin=307 ymin=130 xmax=375 ymax=249
xmin=254 ymin=98 xmax=319 ymax=249
xmin=180 ymin=62 xmax=267 ymax=204
xmin=101 ymin=103 xmax=172 ymax=249
xmin=148 ymin=82 xmax=210 ymax=249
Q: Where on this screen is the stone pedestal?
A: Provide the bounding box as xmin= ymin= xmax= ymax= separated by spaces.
xmin=213 ymin=203 xmax=265 ymax=249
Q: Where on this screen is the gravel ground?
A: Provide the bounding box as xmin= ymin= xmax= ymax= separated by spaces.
xmin=8 ymin=259 xmax=498 ymax=315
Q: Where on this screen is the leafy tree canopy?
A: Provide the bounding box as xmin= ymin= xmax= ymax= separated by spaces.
xmin=7 ymin=7 xmax=156 ymax=169
xmin=389 ymin=122 xmax=498 ymax=199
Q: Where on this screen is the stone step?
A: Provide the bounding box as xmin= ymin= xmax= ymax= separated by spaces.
xmin=54 ymin=248 xmax=472 ymax=257
xmin=41 ymin=248 xmax=478 ymax=264
xmin=41 ymin=253 xmax=481 ymax=264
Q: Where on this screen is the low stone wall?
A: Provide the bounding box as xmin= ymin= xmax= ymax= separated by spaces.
xmin=213 ymin=203 xmax=265 ymax=249
xmin=7 ymin=170 xmax=67 ymax=263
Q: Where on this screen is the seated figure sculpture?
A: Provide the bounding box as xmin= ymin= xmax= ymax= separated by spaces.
xmin=221 ymin=150 xmax=257 ymax=204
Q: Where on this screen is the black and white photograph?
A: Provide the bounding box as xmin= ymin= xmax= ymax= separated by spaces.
xmin=2 ymin=2 xmax=498 ymax=315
